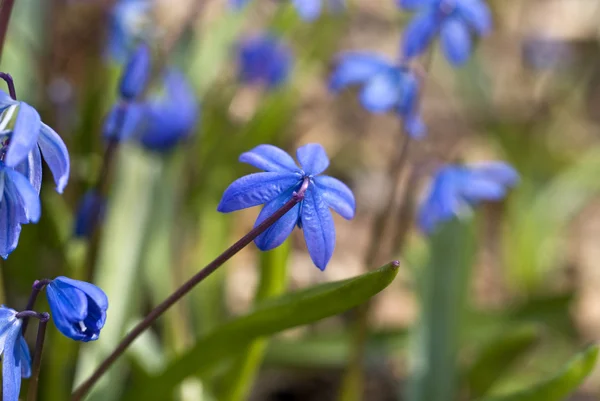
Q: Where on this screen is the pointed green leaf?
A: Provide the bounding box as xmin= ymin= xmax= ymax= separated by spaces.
xmin=130 ymin=262 xmax=400 ymax=400
xmin=478 ymin=345 xmax=598 ymax=401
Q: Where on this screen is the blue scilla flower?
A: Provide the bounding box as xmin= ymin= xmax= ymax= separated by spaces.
xmin=0 ymin=307 xmax=31 ymax=401
xmin=330 ymin=52 xmax=425 ymax=138
xmin=74 ymin=190 xmax=106 ymax=239
xmin=104 ymin=69 xmax=198 ymax=151
xmin=119 ymin=43 xmax=151 ymax=100
xmin=237 ymin=34 xmax=293 ymax=89
xmin=46 ymin=277 xmax=109 ymax=342
xmin=230 ymin=0 xmax=345 ymax=22
xmin=398 ymin=0 xmax=492 ymax=66
xmin=107 ymin=0 xmax=153 ymax=62
xmin=218 ymin=144 xmax=356 ymax=270
xmin=418 ymin=162 xmax=518 ymax=234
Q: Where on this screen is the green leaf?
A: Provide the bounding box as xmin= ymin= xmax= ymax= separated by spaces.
xmin=479 ymin=345 xmax=598 ymax=401
xmin=465 ymin=325 xmax=540 ymax=398
xmin=130 ymin=262 xmax=400 ymax=400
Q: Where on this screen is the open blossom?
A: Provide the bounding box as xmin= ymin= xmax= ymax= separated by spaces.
xmin=237 ymin=34 xmax=293 ymax=89
xmin=0 ymin=307 xmax=31 ymax=401
xmin=46 ymin=277 xmax=109 ymax=342
xmin=218 ymin=144 xmax=355 ymax=270
xmin=398 ymin=0 xmax=492 ymax=66
xmin=330 ymin=52 xmax=425 ymax=138
xmin=418 ymin=162 xmax=518 ymax=233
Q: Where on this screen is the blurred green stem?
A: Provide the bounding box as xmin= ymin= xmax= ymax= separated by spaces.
xmin=339 ymin=134 xmax=411 ymax=401
xmin=0 ymin=0 xmax=14 ymax=65
xmin=407 ymin=219 xmax=475 ymax=401
xmin=219 ymin=241 xmax=290 ymax=401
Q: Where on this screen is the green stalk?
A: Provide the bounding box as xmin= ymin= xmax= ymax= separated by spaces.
xmin=73 ymin=145 xmax=163 ymax=401
xmin=406 ymin=219 xmax=475 ymax=401
xmin=218 ymin=240 xmax=290 ymax=401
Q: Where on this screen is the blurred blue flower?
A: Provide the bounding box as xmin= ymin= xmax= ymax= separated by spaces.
xmin=119 ymin=43 xmax=151 ymax=100
xmin=74 ymin=190 xmax=106 ymax=239
xmin=103 ymin=69 xmax=198 ymax=151
xmin=0 ymin=307 xmax=31 ymax=401
xmin=230 ymin=0 xmax=345 ymax=21
xmin=107 ymin=0 xmax=153 ymax=62
xmin=330 ymin=52 xmax=425 ymax=138
xmin=398 ymin=0 xmax=492 ymax=66
xmin=418 ymin=162 xmax=518 ymax=234
xmin=46 ymin=277 xmax=109 ymax=342
xmin=238 ymin=34 xmax=293 ymax=89
xmin=218 ymin=144 xmax=355 ymax=270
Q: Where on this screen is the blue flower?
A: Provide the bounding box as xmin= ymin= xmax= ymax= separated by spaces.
xmin=398 ymin=0 xmax=492 ymax=66
xmin=119 ymin=43 xmax=151 ymax=100
xmin=107 ymin=0 xmax=153 ymax=62
xmin=74 ymin=190 xmax=106 ymax=239
xmin=237 ymin=34 xmax=293 ymax=89
xmin=230 ymin=0 xmax=345 ymax=21
xmin=218 ymin=144 xmax=356 ymax=270
xmin=46 ymin=277 xmax=109 ymax=342
xmin=418 ymin=162 xmax=518 ymax=234
xmin=0 ymin=307 xmax=31 ymax=401
xmin=329 ymin=52 xmax=425 ymax=138
xmin=103 ymin=69 xmax=198 ymax=151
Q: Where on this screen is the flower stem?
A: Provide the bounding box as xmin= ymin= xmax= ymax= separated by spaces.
xmin=0 ymin=71 xmax=16 ymax=99
xmin=0 ymin=0 xmax=15 ymax=65
xmin=71 ymin=177 xmax=310 ymax=401
xmin=21 ymin=279 xmax=51 ymax=336
xmin=27 ymin=312 xmax=50 ymax=401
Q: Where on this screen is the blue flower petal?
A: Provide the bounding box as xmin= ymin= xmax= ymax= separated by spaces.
xmin=0 ymin=185 xmax=22 ymax=259
xmin=103 ymin=103 xmax=146 ymax=142
xmin=440 ymin=19 xmax=472 ymax=66
xmin=19 ymin=336 xmax=31 ymax=379
xmin=329 ymin=52 xmax=390 ymax=92
xmin=14 ymin=146 xmax=42 ymax=195
xmin=359 ymin=71 xmax=402 ymax=113
xmin=0 ymin=90 xmax=17 ymax=110
xmin=239 ymin=144 xmax=299 ymax=173
xmin=469 ymin=161 xmax=519 ymax=187
xmin=46 ymin=280 xmax=88 ymax=322
xmin=296 ymin=143 xmax=330 ymax=176
xmin=38 ymin=123 xmax=70 ymax=193
xmin=74 ymin=190 xmax=105 ymax=239
xmin=403 ymin=113 xmax=426 ymax=138
xmin=119 ymin=43 xmax=151 ymax=100
xmin=5 ymin=168 xmax=41 ymax=223
xmin=397 ymin=72 xmax=420 ymax=116
xmin=402 ymin=10 xmax=439 ymax=59
xmin=301 ymin=186 xmax=336 ymax=270
xmin=292 ymin=0 xmax=322 ymax=21
xmin=417 ymin=169 xmax=460 ymax=234
xmin=5 ymin=103 xmax=41 ymax=167
xmin=230 ymin=0 xmax=251 ymax=9
xmin=2 ymin=319 xmax=22 ymax=401
xmin=314 ymin=175 xmax=355 ymax=219
xmin=53 ymin=276 xmax=109 ymax=312
xmin=457 ymin=0 xmax=492 ymax=35
xmin=254 ymin=187 xmax=301 ymax=251
xmin=396 ymin=0 xmax=438 ymax=10
xmin=460 ymin=177 xmax=506 ymax=203
xmin=217 ymin=172 xmax=300 ymax=213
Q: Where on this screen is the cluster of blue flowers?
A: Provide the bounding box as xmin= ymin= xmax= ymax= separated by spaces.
xmin=0 ymin=277 xmax=107 ymax=401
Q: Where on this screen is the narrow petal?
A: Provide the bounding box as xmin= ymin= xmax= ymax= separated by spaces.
xmin=457 ymin=0 xmax=492 ymax=35
xmin=14 ymin=146 xmax=42 ymax=195
xmin=103 ymin=103 xmax=146 ymax=142
xmin=0 ymin=188 xmax=22 ymax=259
xmin=38 ymin=123 xmax=70 ymax=193
xmin=19 ymin=336 xmax=31 ymax=378
xmin=2 ymin=321 xmax=22 ymax=401
xmin=239 ymin=144 xmax=299 ymax=173
xmin=402 ymin=10 xmax=439 ymax=59
xmin=254 ymin=187 xmax=301 ymax=251
xmin=359 ymin=71 xmax=401 ymax=113
xmin=314 ymin=175 xmax=356 ymax=219
xmin=440 ymin=19 xmax=472 ymax=66
xmin=296 ymin=143 xmax=330 ymax=176
xmin=46 ymin=281 xmax=88 ymax=322
xmin=329 ymin=52 xmax=390 ymax=92
xmin=397 ymin=71 xmax=420 ymax=116
xmin=5 ymin=168 xmax=41 ymax=223
xmin=5 ymin=103 xmax=41 ymax=167
xmin=469 ymin=162 xmax=519 ymax=187
xmin=396 ymin=0 xmax=438 ymax=10
xmin=0 ymin=90 xmax=17 ymax=110
xmin=417 ymin=169 xmax=460 ymax=233
xmin=217 ymin=172 xmax=300 ymax=213
xmin=53 ymin=276 xmax=109 ymax=312
xmin=292 ymin=0 xmax=322 ymax=21
xmin=0 ymin=308 xmax=17 ymax=354
xmin=301 ymin=186 xmax=336 ymax=270
xmin=119 ymin=43 xmax=151 ymax=100
xmin=461 ymin=178 xmax=506 ymax=203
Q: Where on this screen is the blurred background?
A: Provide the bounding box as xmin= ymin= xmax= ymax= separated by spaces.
xmin=2 ymin=0 xmax=600 ymax=400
